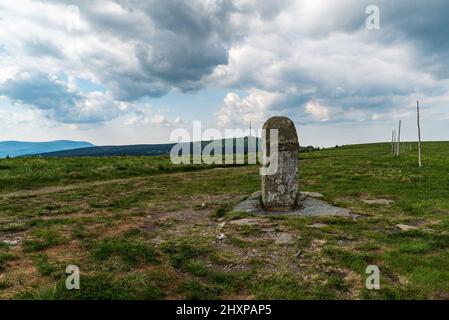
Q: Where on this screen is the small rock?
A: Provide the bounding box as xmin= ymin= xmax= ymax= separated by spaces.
xmin=307 ymin=223 xmax=328 ymax=229
xmin=396 ymin=224 xmax=419 ymax=231
xmin=2 ymin=239 xmax=20 ymax=246
xmin=217 ymin=233 xmax=226 ymax=240
xmin=363 ymin=199 xmax=394 ymax=205
xmin=274 ymin=233 xmax=294 ymax=245
xmin=398 ymin=275 xmax=409 ymax=286
xmin=201 ymin=203 xmax=207 ymax=209
xmin=217 ymin=222 xmax=226 ymax=230
xmin=302 ymin=191 xmax=324 ymax=198
xmin=230 ymin=218 xmax=263 ymax=226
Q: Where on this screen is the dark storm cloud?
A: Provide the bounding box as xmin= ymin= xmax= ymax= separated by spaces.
xmin=0 ymin=72 xmax=118 ymax=123
xmin=214 ymin=0 xmax=449 ymax=125
xmin=43 ymin=0 xmax=291 ymax=100
xmin=44 ymin=0 xmax=253 ymax=100
xmin=311 ymin=0 xmax=449 ymax=78
xmin=0 ymin=73 xmax=79 ymax=111
xmin=2 ymin=0 xmax=449 ymax=126
xmin=136 ymin=34 xmax=228 ymax=84
xmin=378 ymin=0 xmax=449 ymax=78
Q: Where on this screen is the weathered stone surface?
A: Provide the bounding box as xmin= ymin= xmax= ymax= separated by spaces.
xmin=301 ymin=191 xmax=324 ymax=198
xmin=363 ymin=199 xmax=394 ymax=205
xmin=260 ymin=116 xmax=299 ymax=211
xmin=230 ymin=217 xmax=264 ymax=226
xmin=307 ymin=223 xmax=328 ymax=228
xmin=233 ymin=192 xmax=262 ymax=213
xmin=2 ymin=239 xmax=20 ymax=246
xmin=396 ymin=224 xmax=419 ymax=231
xmin=299 ymin=197 xmax=350 ymax=216
xmin=274 ymin=233 xmax=295 ymax=245
xmin=233 ymin=191 xmax=351 ymax=217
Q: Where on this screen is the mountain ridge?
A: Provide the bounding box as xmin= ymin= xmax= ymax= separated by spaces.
xmin=0 ymin=140 xmax=95 ymax=158
xmin=31 ymin=137 xmax=315 ymax=158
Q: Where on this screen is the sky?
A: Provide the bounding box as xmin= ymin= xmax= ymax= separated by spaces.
xmin=1 ymin=0 xmax=449 ymax=147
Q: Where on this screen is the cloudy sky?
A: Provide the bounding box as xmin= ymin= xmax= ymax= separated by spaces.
xmin=1 ymin=0 xmax=449 ymax=147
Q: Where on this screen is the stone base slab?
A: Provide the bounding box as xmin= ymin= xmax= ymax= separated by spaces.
xmin=233 ymin=191 xmax=351 ymax=217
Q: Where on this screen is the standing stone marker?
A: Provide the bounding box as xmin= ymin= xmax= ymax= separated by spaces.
xmin=234 ymin=116 xmax=349 ymax=217
xmin=260 ymin=116 xmax=299 ymax=211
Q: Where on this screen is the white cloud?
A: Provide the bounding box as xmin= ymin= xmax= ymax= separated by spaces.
xmin=148 ymin=114 xmax=185 ymax=127
xmin=305 ymin=100 xmax=331 ymax=122
xmin=1 ymin=0 xmax=449 ymax=145
xmin=124 ymin=106 xmax=184 ymax=128
xmin=216 ymin=90 xmax=280 ymax=128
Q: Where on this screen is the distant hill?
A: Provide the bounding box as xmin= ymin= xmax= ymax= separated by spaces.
xmin=36 ymin=143 xmax=177 ymax=157
xmin=0 ymin=140 xmax=94 ymax=158
xmin=34 ymin=138 xmax=260 ymax=157
xmin=33 ymin=137 xmax=316 ymax=158
xmin=34 ymin=137 xmax=260 ymax=158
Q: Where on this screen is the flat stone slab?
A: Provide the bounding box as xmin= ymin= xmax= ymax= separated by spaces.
xmin=2 ymin=239 xmax=20 ymax=246
xmin=233 ymin=193 xmax=264 ymax=213
xmin=396 ymin=224 xmax=419 ymax=231
xmin=301 ymin=191 xmax=324 ymax=198
xmin=274 ymin=233 xmax=295 ymax=245
xmin=233 ymin=191 xmax=351 ymax=217
xmin=363 ymin=199 xmax=394 ymax=205
xmin=307 ymin=223 xmax=328 ymax=228
xmin=229 ymin=218 xmax=264 ymax=226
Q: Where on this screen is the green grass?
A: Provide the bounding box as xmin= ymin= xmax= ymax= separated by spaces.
xmin=90 ymin=237 xmax=159 ymax=268
xmin=21 ymin=273 xmax=165 ymax=300
xmin=0 ymin=156 xmax=223 ymax=193
xmin=2 ymin=142 xmax=449 ymax=299
xmin=32 ymin=253 xmax=58 ymax=277
xmin=23 ymin=228 xmax=64 ymax=252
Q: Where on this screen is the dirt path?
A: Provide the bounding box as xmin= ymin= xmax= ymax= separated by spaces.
xmin=0 ymin=176 xmax=149 ymax=200
xmin=0 ymin=167 xmax=249 ymax=200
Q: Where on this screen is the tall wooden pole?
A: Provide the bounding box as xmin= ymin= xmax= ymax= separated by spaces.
xmin=417 ymin=100 xmax=422 ymax=167
xmin=396 ymin=120 xmax=401 ymax=156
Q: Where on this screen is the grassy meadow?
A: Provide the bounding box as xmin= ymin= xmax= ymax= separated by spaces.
xmin=0 ymin=142 xmax=449 ymax=299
